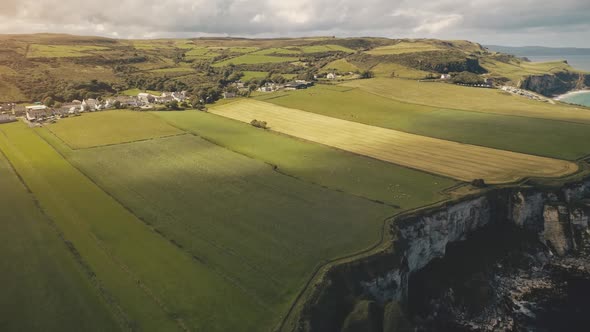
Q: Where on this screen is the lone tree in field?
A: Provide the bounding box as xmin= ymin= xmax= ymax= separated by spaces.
xmin=250 ymin=119 xmax=268 ymax=129
xmin=359 ymin=70 xmax=374 ymax=79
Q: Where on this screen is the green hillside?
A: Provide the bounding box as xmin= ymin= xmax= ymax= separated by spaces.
xmin=1 ymin=34 xmax=584 ymax=103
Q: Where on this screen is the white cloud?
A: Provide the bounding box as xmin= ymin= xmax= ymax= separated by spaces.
xmin=0 ymin=0 xmax=588 ymax=46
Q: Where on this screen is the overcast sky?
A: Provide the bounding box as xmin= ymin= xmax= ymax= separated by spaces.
xmin=0 ymin=0 xmax=588 ymax=47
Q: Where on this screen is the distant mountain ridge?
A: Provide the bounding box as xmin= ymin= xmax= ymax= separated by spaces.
xmin=485 ymin=45 xmax=590 ymax=56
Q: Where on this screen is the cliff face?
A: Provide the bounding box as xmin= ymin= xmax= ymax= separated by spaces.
xmin=361 ymin=196 xmax=494 ymax=303
xmin=295 ymin=180 xmax=590 ymax=332
xmin=519 ymin=71 xmax=590 ymax=96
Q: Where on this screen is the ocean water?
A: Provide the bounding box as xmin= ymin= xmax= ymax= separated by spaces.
xmin=523 ymin=55 xmax=590 ymax=107
xmin=524 ymin=55 xmax=590 ymax=72
xmin=560 ymin=91 xmax=590 ymax=107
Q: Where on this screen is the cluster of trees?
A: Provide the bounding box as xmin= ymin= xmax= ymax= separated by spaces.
xmin=124 ymin=76 xmax=188 ymax=93
xmin=359 ymin=70 xmax=374 ymax=79
xmin=450 ymin=71 xmax=485 ymax=85
xmin=17 ymin=77 xmax=117 ymax=103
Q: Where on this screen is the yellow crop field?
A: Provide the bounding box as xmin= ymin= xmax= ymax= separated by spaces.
xmin=210 ymin=100 xmax=578 ymax=183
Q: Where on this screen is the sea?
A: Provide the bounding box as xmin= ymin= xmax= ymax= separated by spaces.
xmin=525 ymin=55 xmax=590 ymax=107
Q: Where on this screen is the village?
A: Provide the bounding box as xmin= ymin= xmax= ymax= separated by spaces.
xmin=0 ymin=79 xmax=315 ymax=125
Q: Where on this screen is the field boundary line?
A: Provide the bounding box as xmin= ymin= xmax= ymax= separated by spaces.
xmin=0 ymin=130 xmax=134 ymax=331
xmin=157 ymin=112 xmax=456 ymax=208
xmin=30 ymin=128 xmax=193 ymax=332
xmin=215 ymin=100 xmax=583 ymax=177
xmin=275 ymin=193 xmax=461 ymax=331
xmin=36 ymin=126 xmax=273 ymax=311
xmin=44 ymin=123 xmax=188 ymax=150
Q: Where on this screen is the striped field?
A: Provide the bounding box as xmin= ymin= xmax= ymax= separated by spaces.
xmin=210 ymin=100 xmax=578 ymax=183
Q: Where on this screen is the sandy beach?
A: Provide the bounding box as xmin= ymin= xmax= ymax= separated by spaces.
xmin=554 ymin=89 xmax=590 ymax=101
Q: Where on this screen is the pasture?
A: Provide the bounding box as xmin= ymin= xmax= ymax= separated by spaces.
xmin=365 ymin=41 xmax=443 ymax=55
xmin=480 ymin=58 xmax=573 ymax=81
xmin=0 ymin=150 xmax=121 ymax=331
xmin=252 ymin=48 xmax=301 ymax=56
xmin=213 ymin=54 xmax=299 ymax=67
xmin=36 ymin=117 xmax=395 ymax=330
xmin=257 ymin=84 xmax=590 ymax=160
xmin=27 ymin=44 xmax=109 ymax=58
xmin=241 ymin=71 xmax=270 ymax=81
xmin=155 ymin=110 xmax=456 ymax=208
xmin=370 ymin=62 xmax=434 ymax=79
xmin=211 ymin=99 xmax=577 ymax=183
xmin=0 ymin=122 xmax=268 ymax=331
xmin=344 ymin=78 xmax=590 ymax=124
xmin=46 ymin=111 xmax=182 ymax=149
xmin=299 ymin=45 xmax=355 ymax=53
xmin=323 ymin=59 xmax=360 ymax=73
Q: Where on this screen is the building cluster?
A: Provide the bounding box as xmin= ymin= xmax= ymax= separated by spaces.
xmin=255 ymin=80 xmax=314 ymax=93
xmin=0 ymin=91 xmax=192 ymax=124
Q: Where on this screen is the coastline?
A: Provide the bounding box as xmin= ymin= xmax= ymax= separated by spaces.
xmin=554 ymin=89 xmax=590 ymax=101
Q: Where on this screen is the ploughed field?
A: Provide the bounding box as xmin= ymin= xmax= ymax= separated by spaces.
xmin=210 ymin=99 xmax=578 ymax=183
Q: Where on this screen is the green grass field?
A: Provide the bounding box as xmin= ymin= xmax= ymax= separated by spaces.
xmin=27 ymin=44 xmax=109 ymax=58
xmin=46 ymin=111 xmax=182 ymax=149
xmin=370 ymin=63 xmax=434 ymax=79
xmin=299 ymin=45 xmax=355 ymax=53
xmin=252 ymin=48 xmax=301 ymax=56
xmin=0 ymin=122 xmax=269 ymax=331
xmin=155 ymin=111 xmax=456 ymax=208
xmin=0 ymin=150 xmax=121 ymax=332
xmin=481 ymin=58 xmax=573 ymax=81
xmin=365 ymin=41 xmax=443 ymax=55
xmin=35 ymin=116 xmax=396 ymax=330
xmin=344 ymin=78 xmax=590 ymax=124
xmin=241 ymin=71 xmax=270 ymax=81
xmin=213 ymin=54 xmax=299 ymax=67
xmin=323 ymin=59 xmax=360 ymax=73
xmin=256 ymin=84 xmax=590 ymax=160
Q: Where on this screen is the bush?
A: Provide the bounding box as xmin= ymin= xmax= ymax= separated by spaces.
xmin=250 ymin=119 xmax=268 ymax=129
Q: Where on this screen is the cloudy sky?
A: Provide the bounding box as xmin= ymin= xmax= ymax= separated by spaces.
xmin=0 ymin=0 xmax=588 ymax=47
